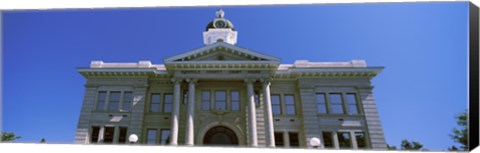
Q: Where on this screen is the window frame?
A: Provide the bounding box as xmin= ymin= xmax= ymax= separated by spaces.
xmin=345 ymin=93 xmax=360 ymax=115
xmin=274 ymin=132 xmax=284 ymax=147
xmin=162 ymin=93 xmax=173 ymax=113
xmin=90 ymin=126 xmax=101 ymax=143
xmin=118 ymin=127 xmax=128 ymax=144
xmin=337 ymin=131 xmax=352 ymax=149
xmin=146 ymin=128 xmax=158 ymax=145
xmin=230 ymin=90 xmax=240 ymax=111
xmin=107 ymin=91 xmax=121 ymax=112
xmin=103 ymin=126 xmax=115 ymax=144
xmin=150 ymin=93 xmax=162 ymax=113
xmin=95 ymin=91 xmax=108 ymax=111
xmin=321 ymin=130 xmax=369 ymax=149
xmin=315 ymin=91 xmax=364 ymax=115
xmin=322 ymin=131 xmax=334 ymax=148
xmin=201 ymin=90 xmax=211 ymax=111
xmin=288 ymin=132 xmax=299 ymax=147
xmin=254 ymin=90 xmax=261 ymax=107
xmin=354 ymin=131 xmax=367 ymax=149
xmin=160 ymin=129 xmax=171 ymax=145
xmin=329 ymin=93 xmax=345 ymax=114
xmin=284 ymin=94 xmax=296 ymax=115
xmin=214 ymin=90 xmax=227 ymax=111
xmin=270 ymin=94 xmax=282 ymax=115
xmin=316 ymin=93 xmax=328 ymax=114
xmin=183 ymin=90 xmax=188 ymax=105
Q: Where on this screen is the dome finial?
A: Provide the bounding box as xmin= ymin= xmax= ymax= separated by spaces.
xmin=216 ymin=9 xmax=225 ymax=18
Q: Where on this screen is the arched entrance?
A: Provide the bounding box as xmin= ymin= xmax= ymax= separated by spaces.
xmin=202 ymin=126 xmax=239 ymax=146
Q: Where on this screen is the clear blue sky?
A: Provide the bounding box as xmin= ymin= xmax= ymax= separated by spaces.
xmin=2 ymin=2 xmax=469 ymax=151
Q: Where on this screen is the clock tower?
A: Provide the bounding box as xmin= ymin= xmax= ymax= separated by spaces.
xmin=203 ymin=9 xmax=238 ymax=45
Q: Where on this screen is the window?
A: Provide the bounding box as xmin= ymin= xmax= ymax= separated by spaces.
xmin=322 ymin=131 xmax=334 ymax=148
xmin=160 ymin=129 xmax=171 ymax=145
xmin=271 ymin=95 xmax=281 ymax=115
xmin=285 ymin=95 xmax=295 ymax=115
xmin=118 ymin=127 xmax=128 ymax=144
xmin=96 ymin=91 xmax=134 ymax=112
xmin=91 ymin=126 xmax=100 ymax=143
xmin=103 ymin=127 xmax=115 ymax=143
xmin=150 ymin=94 xmax=161 ymax=112
xmin=330 ymin=93 xmax=344 ymax=114
xmin=316 ymin=93 xmax=328 ymax=114
xmin=183 ymin=90 xmax=188 ymax=104
xmin=254 ymin=90 xmax=260 ymax=106
xmin=122 ymin=92 xmax=133 ymax=111
xmin=289 ymin=132 xmax=299 ymax=147
xmin=90 ymin=126 xmax=129 ymax=144
xmin=274 ymin=132 xmax=284 ymax=147
xmin=231 ymin=91 xmax=240 ymax=111
xmin=215 ymin=91 xmax=227 ymax=111
xmin=96 ymin=91 xmax=107 ymax=111
xmin=163 ymin=94 xmax=173 ymax=113
xmin=346 ymin=93 xmax=359 ymax=114
xmin=147 ymin=129 xmax=157 ymax=144
xmin=108 ymin=91 xmax=121 ymax=111
xmin=337 ymin=132 xmax=352 ymax=149
xmin=355 ymin=132 xmax=367 ymax=149
xmin=202 ymin=91 xmax=211 ymax=110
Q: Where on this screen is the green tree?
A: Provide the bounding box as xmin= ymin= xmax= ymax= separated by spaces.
xmin=401 ymin=139 xmax=426 ymax=151
xmin=40 ymin=138 xmax=46 ymax=143
xmin=387 ymin=144 xmax=397 ymax=150
xmin=1 ymin=132 xmax=21 ymax=142
xmin=448 ymin=145 xmax=459 ymax=151
xmin=449 ymin=110 xmax=468 ymax=150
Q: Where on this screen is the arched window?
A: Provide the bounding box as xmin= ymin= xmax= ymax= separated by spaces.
xmin=203 ymin=126 xmax=238 ymax=145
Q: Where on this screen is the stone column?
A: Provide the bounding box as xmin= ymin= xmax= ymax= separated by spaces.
xmin=245 ymin=79 xmax=257 ymax=147
xmin=283 ymin=131 xmax=290 ymax=148
xmin=113 ymin=126 xmax=120 ymax=144
xmin=170 ymin=78 xmax=181 ymax=145
xmin=262 ymin=79 xmax=275 ymax=147
xmin=98 ymin=126 xmax=105 ymax=143
xmin=185 ymin=79 xmax=197 ymax=146
xmin=333 ymin=132 xmax=340 ymax=149
xmin=351 ymin=131 xmax=358 ymax=149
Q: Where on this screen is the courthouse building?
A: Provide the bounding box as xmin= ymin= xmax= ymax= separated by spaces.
xmin=75 ymin=10 xmax=388 ymax=150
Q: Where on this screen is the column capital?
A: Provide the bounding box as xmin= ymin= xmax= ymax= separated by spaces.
xmin=171 ymin=78 xmax=183 ymax=83
xmin=260 ymin=78 xmax=272 ymax=86
xmin=186 ymin=78 xmax=198 ymax=84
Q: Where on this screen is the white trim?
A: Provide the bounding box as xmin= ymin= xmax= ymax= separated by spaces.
xmin=163 ymin=42 xmax=280 ymax=63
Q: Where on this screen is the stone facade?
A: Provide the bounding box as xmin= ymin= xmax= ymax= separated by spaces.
xmin=74 ymin=10 xmax=387 ymax=150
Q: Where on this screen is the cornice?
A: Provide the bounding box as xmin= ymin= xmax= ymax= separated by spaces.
xmin=78 ymin=68 xmax=170 ymax=78
xmin=163 ymin=42 xmax=281 ymax=63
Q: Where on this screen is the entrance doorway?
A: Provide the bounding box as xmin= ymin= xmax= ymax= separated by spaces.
xmin=203 ymin=126 xmax=239 ymax=146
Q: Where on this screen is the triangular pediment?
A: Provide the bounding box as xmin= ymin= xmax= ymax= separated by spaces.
xmin=164 ymin=42 xmax=280 ymax=63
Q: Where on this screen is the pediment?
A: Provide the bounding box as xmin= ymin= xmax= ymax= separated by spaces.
xmin=164 ymin=42 xmax=280 ymax=63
